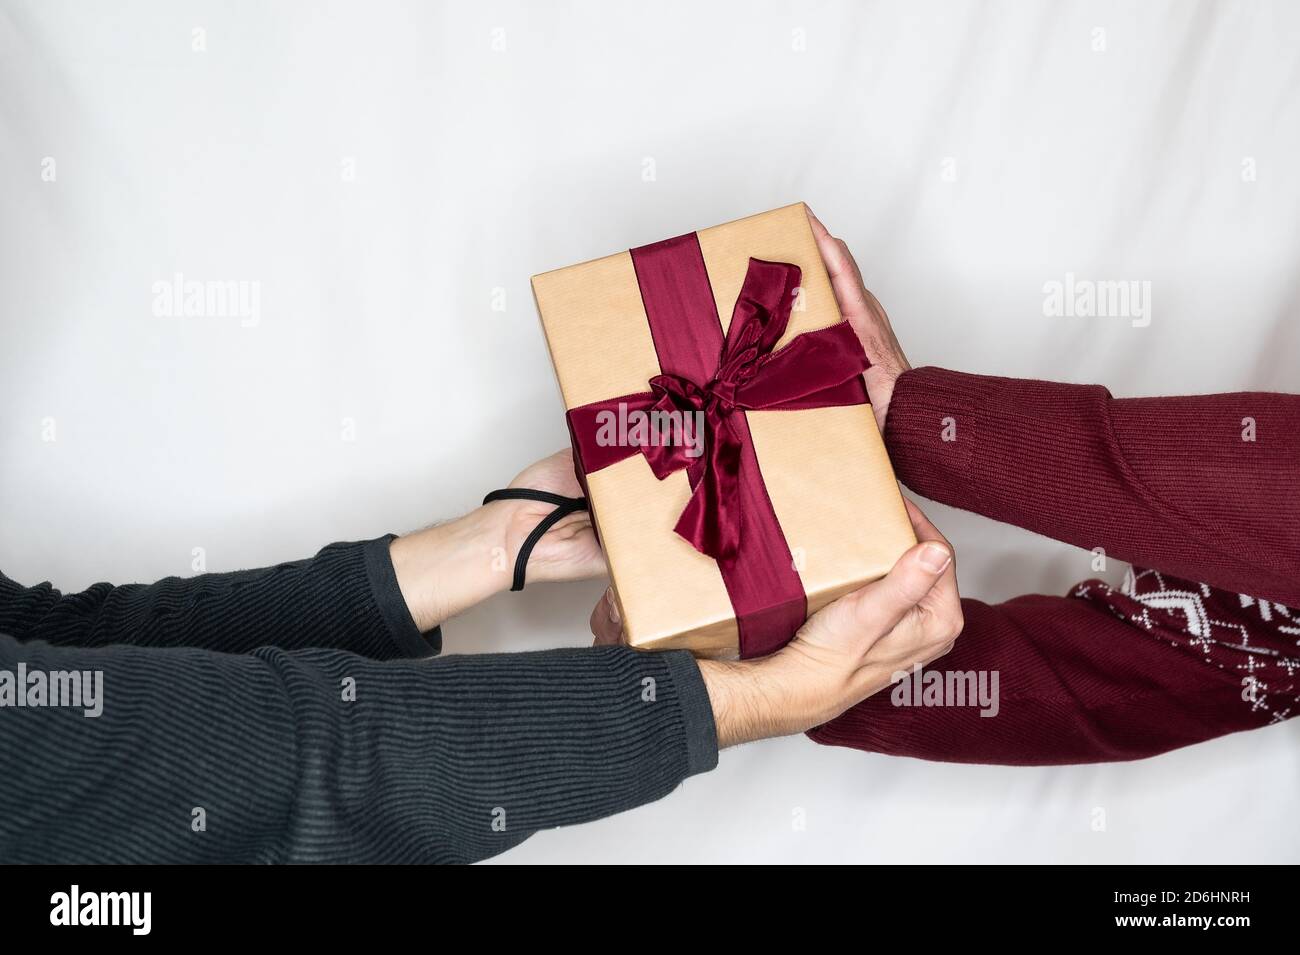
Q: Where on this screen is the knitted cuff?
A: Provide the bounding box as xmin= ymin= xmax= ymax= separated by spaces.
xmin=663 ymin=650 xmax=720 ymax=777
xmin=883 ymin=366 xmax=985 ymax=512
xmin=362 ymin=535 xmax=442 ymax=659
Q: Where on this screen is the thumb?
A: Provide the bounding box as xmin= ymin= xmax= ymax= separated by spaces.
xmin=845 ymin=540 xmax=952 ymax=634
xmin=589 ymin=587 xmax=623 ymax=646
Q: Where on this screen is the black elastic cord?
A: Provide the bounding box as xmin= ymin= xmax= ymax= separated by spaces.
xmin=482 ymin=488 xmax=590 ymax=592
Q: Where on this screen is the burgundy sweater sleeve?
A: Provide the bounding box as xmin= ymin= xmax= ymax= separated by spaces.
xmin=883 ymin=367 xmax=1300 ymax=607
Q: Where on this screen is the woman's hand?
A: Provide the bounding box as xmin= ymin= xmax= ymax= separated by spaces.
xmin=390 ymin=449 xmax=605 ymax=632
xmin=590 ymin=499 xmax=963 ymax=746
xmin=806 ymin=207 xmax=910 ymax=433
xmin=499 ymin=450 xmax=605 ymax=585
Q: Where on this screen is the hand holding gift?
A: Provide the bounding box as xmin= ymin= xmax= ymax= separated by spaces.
xmin=805 ymin=207 xmax=912 ymax=432
xmin=592 ymin=497 xmax=962 ymax=744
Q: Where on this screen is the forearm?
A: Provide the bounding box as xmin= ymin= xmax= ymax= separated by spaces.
xmin=0 ymin=537 xmax=438 ymax=659
xmin=698 ymin=652 xmax=894 ymax=747
xmin=388 ymin=501 xmax=518 ymax=631
xmin=698 ymin=659 xmax=801 ymax=747
xmin=884 ymin=367 xmax=1300 ymax=605
xmin=0 ymin=634 xmax=717 ymax=863
xmin=0 ymin=501 xmax=531 ymax=659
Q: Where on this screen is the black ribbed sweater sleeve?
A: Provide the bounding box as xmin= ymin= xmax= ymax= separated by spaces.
xmin=0 ymin=637 xmax=717 ymax=863
xmin=0 ymin=537 xmax=438 ymax=660
xmin=0 ymin=540 xmax=720 ymax=862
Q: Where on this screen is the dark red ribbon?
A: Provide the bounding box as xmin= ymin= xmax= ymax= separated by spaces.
xmin=566 ymin=232 xmax=870 ymax=657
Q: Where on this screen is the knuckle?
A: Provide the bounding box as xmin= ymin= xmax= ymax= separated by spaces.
xmin=922 ymin=605 xmax=963 ymax=642
xmin=944 ymin=606 xmax=965 ymax=639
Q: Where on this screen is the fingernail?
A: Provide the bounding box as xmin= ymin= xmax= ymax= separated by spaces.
xmin=605 ymin=588 xmax=621 ymax=625
xmin=919 ymin=543 xmax=951 ymax=574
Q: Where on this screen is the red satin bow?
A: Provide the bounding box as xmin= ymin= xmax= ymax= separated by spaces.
xmin=568 ymin=256 xmax=871 ymax=568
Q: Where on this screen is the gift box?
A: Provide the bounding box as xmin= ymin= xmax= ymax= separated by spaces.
xmin=531 ymin=202 xmax=916 ymax=658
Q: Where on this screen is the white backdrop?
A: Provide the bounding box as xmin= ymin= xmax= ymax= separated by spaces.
xmin=2 ymin=0 xmax=1297 ymax=863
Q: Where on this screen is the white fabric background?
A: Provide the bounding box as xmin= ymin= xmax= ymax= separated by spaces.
xmin=2 ymin=0 xmax=1296 ymax=863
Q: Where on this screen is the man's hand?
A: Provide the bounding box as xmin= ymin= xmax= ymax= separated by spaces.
xmin=751 ymin=500 xmax=960 ymax=738
xmin=590 ymin=499 xmax=963 ymax=746
xmin=806 ymin=206 xmax=910 ymax=433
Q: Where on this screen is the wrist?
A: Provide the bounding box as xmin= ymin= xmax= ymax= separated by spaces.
xmin=765 ymin=642 xmax=860 ymax=730
xmin=764 ymin=637 xmax=896 ymax=733
xmin=866 ymin=365 xmax=902 ymax=433
xmin=389 ymin=504 xmax=515 ymax=631
xmin=698 ymin=652 xmax=847 ymax=748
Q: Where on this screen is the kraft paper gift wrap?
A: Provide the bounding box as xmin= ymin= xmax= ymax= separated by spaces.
xmin=531 ymin=202 xmax=916 ymax=658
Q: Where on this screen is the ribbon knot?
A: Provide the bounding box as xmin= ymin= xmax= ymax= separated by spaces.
xmin=621 ymin=257 xmax=870 ymax=565
xmin=703 ymin=376 xmax=738 ymax=411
